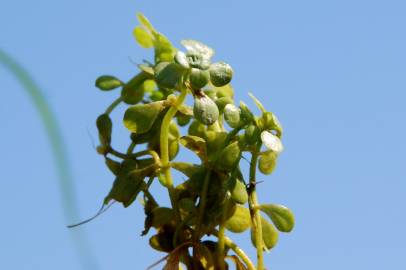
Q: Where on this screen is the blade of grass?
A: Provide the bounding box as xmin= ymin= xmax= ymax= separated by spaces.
xmin=0 ymin=48 xmax=99 ymax=270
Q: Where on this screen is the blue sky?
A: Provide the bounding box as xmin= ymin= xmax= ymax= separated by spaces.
xmin=1 ymin=0 xmax=405 ymax=269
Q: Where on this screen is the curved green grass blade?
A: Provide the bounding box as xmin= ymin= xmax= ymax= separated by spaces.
xmin=0 ymin=49 xmax=99 ymax=270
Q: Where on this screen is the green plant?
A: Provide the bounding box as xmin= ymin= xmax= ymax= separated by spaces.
xmin=92 ymin=13 xmax=294 ymax=270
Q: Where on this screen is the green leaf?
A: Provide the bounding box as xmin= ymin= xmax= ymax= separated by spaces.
xmin=96 ymin=114 xmax=112 ymax=146
xmin=104 ymin=172 xmax=144 ymax=207
xmin=248 ymin=92 xmax=266 ymax=113
xmin=171 ymin=162 xmax=201 ymax=178
xmin=218 ymin=141 xmax=241 ymax=171
xmin=260 ymin=131 xmax=283 ymax=153
xmin=121 ymin=72 xmax=150 ymax=105
xmin=251 ymin=216 xmax=279 ymax=250
xmin=123 ymin=101 xmax=165 ymax=134
xmin=149 ymin=233 xmax=173 ymax=253
xmin=133 ymin=26 xmax=154 ymax=48
xmin=154 ymin=62 xmax=184 ymax=89
xmin=229 ymin=176 xmax=248 ymax=204
xmin=195 ymin=244 xmax=215 ymax=270
xmin=179 ymin=135 xmax=207 ymax=161
xmin=225 ymin=205 xmax=251 ymax=233
xmin=136 ymin=13 xmax=156 ymax=34
xmin=258 ymin=151 xmax=278 ymax=175
xmin=105 ymin=157 xmax=121 ymax=175
xmin=259 ymin=204 xmax=295 ymax=232
xmin=151 ymin=207 xmax=175 ymax=228
xmin=95 ymin=75 xmax=123 ymax=91
xmin=209 ymin=62 xmax=233 ymax=87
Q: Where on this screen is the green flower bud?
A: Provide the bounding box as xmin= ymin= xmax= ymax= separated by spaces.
xmin=193 ymin=93 xmax=219 ymax=125
xmin=96 ymin=114 xmax=112 ymax=146
xmin=209 ymin=62 xmax=233 ymax=87
xmin=95 ymin=75 xmax=123 ymax=91
xmin=244 ymin=124 xmax=260 ymax=145
xmin=258 ymin=151 xmax=278 ymax=175
xmin=189 ymin=68 xmax=210 ymax=89
xmin=239 ymin=101 xmax=255 ymax=124
xmin=224 ymin=104 xmax=241 ymax=128
xmin=215 ymin=97 xmax=233 ymax=111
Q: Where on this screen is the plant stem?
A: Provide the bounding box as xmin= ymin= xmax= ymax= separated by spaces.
xmin=248 ymin=143 xmax=264 ymax=270
xmin=105 ymin=96 xmax=123 ymax=115
xmin=159 ymin=83 xmax=188 ymax=220
xmin=212 ymin=230 xmax=256 ymax=270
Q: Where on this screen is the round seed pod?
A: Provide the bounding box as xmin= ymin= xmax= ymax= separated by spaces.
xmin=193 ymin=94 xmax=219 ymax=125
xmin=189 ymin=68 xmax=210 ymax=89
xmin=224 ymin=104 xmax=241 ymax=128
xmin=95 ymin=75 xmax=123 ymax=91
xmin=209 ymin=62 xmax=233 ymax=87
xmin=258 ymin=151 xmax=278 ymax=175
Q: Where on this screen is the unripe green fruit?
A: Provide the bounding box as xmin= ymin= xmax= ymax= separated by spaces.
xmin=95 ymin=75 xmax=123 ymax=91
xmin=189 ymin=68 xmax=210 ymax=89
xmin=193 ymin=94 xmax=219 ymax=125
xmin=174 ymin=51 xmax=190 ymax=69
xmin=209 ymin=62 xmax=233 ymax=87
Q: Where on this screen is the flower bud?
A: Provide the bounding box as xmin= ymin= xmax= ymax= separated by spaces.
xmin=224 ymin=104 xmax=241 ymax=128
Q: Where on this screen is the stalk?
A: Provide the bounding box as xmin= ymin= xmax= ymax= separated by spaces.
xmin=248 ymin=143 xmax=264 ymax=270
xmin=159 ymin=83 xmax=188 ymax=220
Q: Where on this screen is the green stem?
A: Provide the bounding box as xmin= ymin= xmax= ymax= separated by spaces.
xmin=159 ymin=83 xmax=188 ymax=219
xmin=248 ymin=143 xmax=264 ymax=270
xmin=212 ymin=230 xmax=256 ymax=270
xmin=217 ymin=199 xmax=228 ymax=270
xmin=105 ymin=96 xmax=123 ymax=115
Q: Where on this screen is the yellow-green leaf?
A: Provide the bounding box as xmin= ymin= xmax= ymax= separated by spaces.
xmin=133 ymin=26 xmax=154 ymax=48
xmin=123 ymin=101 xmax=165 ymax=134
xmin=251 ymin=216 xmax=279 ymax=250
xmin=225 ymin=205 xmax=251 ymax=233
xmin=259 ymin=204 xmax=295 ymax=232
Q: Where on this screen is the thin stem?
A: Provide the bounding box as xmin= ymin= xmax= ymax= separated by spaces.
xmin=212 ymin=230 xmax=256 ymax=270
xmin=248 ymin=142 xmax=264 ymax=270
xmin=217 ymin=199 xmax=228 ymax=270
xmin=105 ymin=96 xmax=123 ymax=115
xmin=159 ymin=83 xmax=188 ymax=220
